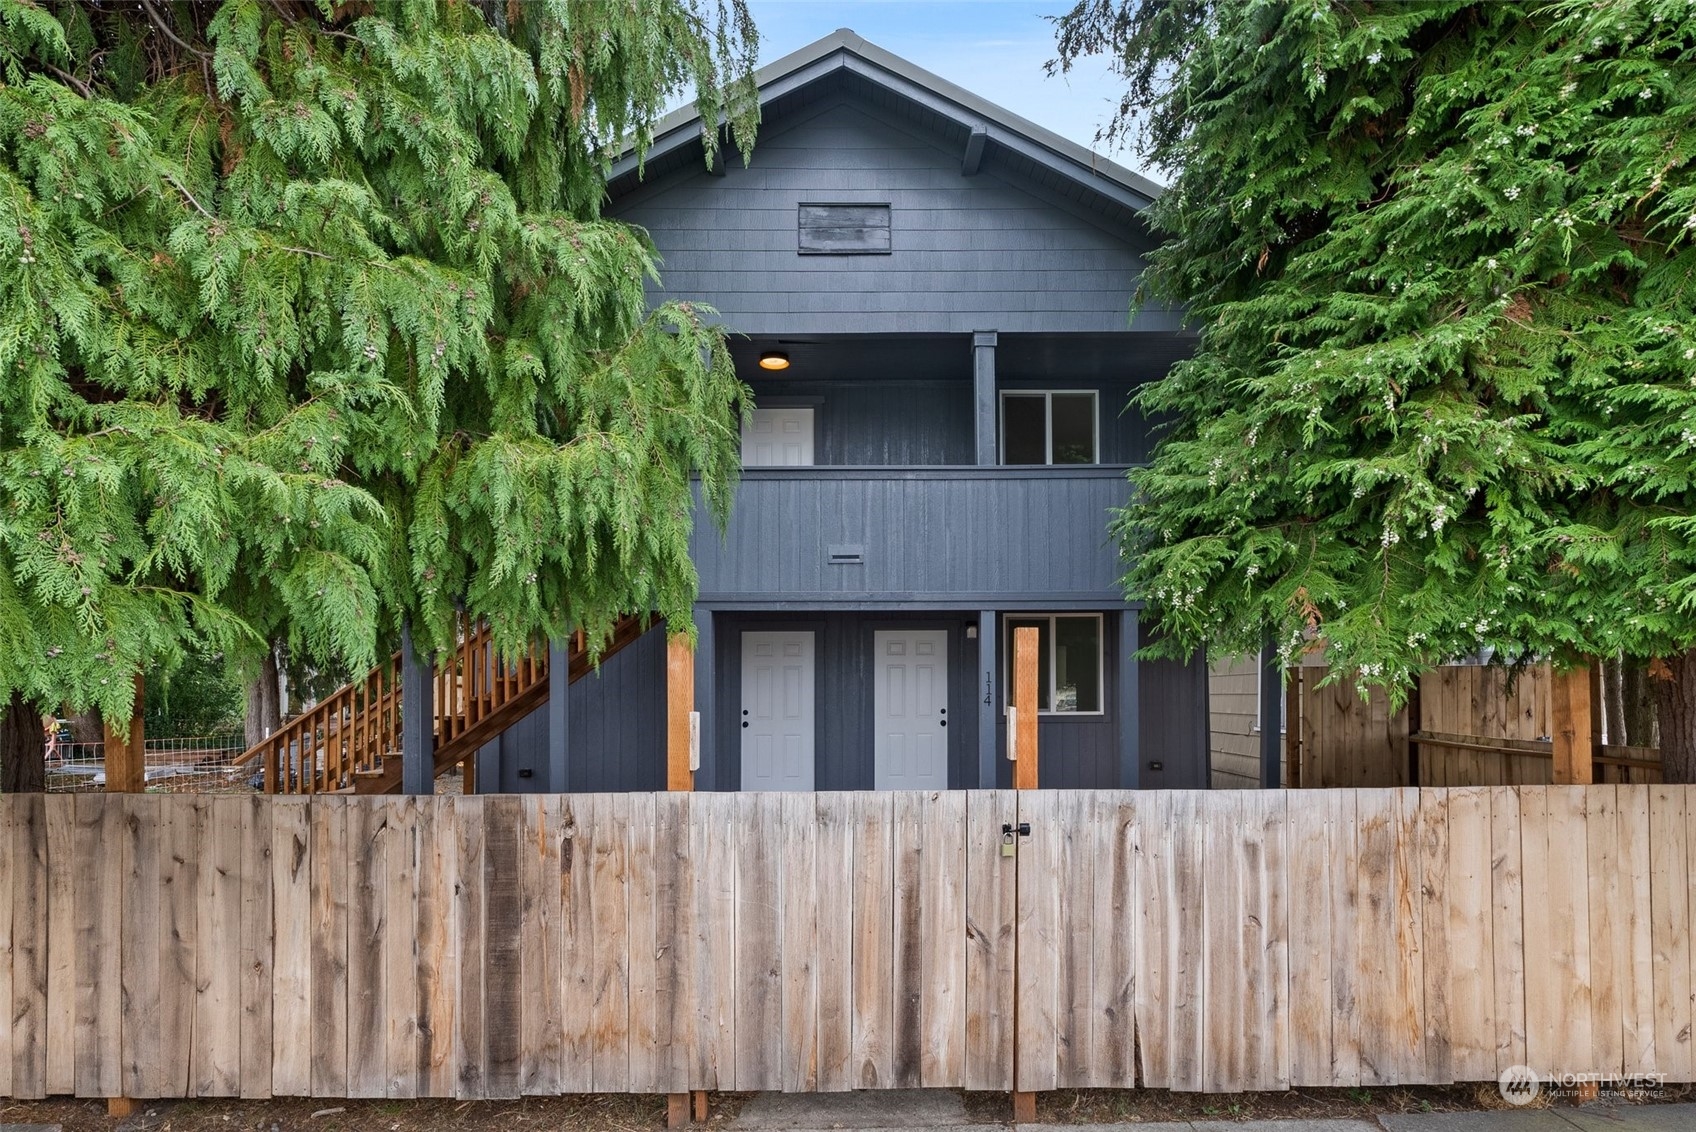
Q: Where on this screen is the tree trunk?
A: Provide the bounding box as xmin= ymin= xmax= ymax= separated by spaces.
xmin=1620 ymin=661 xmax=1658 ymax=747
xmin=1603 ymin=656 xmax=1625 ymax=745
xmin=1658 ymin=649 xmax=1696 ymax=784
xmin=1 ymin=689 xmax=47 ymax=794
xmin=244 ymin=645 xmax=282 ymax=749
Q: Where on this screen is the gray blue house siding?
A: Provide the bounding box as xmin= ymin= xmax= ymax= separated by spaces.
xmin=467 ymin=29 xmax=1211 ymax=796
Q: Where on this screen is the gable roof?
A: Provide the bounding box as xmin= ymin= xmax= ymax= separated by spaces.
xmin=606 ymin=28 xmax=1161 ymax=222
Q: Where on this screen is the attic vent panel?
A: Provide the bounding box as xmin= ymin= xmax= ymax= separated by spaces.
xmin=798 ymin=204 xmax=891 ymax=255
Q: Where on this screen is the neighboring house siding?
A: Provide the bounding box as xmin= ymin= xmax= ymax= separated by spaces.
xmin=611 ymin=99 xmax=1159 ymax=335
xmin=1209 ymin=655 xmax=1261 ymax=789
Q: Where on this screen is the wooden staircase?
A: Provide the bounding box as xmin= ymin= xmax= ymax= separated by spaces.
xmin=235 ymin=614 xmax=653 ymax=794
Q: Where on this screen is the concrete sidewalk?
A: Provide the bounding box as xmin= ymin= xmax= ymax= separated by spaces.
xmin=727 ymin=1090 xmax=1695 ymax=1132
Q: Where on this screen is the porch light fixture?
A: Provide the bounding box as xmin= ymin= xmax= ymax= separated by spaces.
xmin=758 ymin=351 xmax=790 ymax=371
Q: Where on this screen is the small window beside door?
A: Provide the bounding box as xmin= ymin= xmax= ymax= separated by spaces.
xmin=1003 ymin=614 xmax=1103 ymax=714
xmin=999 ymin=391 xmax=1098 ymax=464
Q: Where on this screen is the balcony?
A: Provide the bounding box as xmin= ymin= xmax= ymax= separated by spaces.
xmin=690 ymin=465 xmax=1133 ymax=607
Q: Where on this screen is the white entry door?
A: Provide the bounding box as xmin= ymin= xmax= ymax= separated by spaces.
xmin=874 ymin=630 xmax=950 ymax=790
xmin=740 ymin=631 xmax=816 ymax=791
xmin=741 ymin=407 xmax=815 ymax=466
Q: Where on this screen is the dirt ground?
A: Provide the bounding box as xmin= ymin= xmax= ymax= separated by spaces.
xmin=3 ymin=1084 xmax=1691 ymax=1132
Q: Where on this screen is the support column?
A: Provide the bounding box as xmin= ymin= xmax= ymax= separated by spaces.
xmin=547 ymin=639 xmax=571 ymax=792
xmin=1117 ymin=612 xmax=1141 ymax=789
xmin=978 ymin=610 xmax=998 ymax=788
xmin=973 ymin=330 xmax=998 ymax=466
xmin=1259 ymin=641 xmax=1282 ymax=789
xmin=400 ymin=623 xmax=436 ymax=795
xmin=1551 ymin=661 xmax=1595 ymax=785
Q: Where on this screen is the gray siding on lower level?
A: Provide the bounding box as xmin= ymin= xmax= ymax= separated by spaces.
xmin=470 ymin=609 xmax=1209 ymax=794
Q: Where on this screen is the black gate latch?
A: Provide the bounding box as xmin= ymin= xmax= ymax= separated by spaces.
xmin=1001 ymin=822 xmax=1031 ymax=837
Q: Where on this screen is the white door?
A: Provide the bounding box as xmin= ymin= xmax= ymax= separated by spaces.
xmin=740 ymin=631 xmax=816 ymax=791
xmin=741 ymin=407 xmax=815 ymax=466
xmin=874 ymin=630 xmax=950 ymax=790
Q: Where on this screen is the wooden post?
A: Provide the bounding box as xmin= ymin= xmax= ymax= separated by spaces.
xmin=666 ymin=635 xmax=695 ymax=792
xmin=1588 ymin=662 xmax=1605 ymax=783
xmin=1551 ymin=662 xmax=1595 ymax=785
xmin=104 ymin=672 xmax=143 ymax=1116
xmin=104 ymin=672 xmax=145 ymax=794
xmin=1011 ymin=625 xmax=1038 ymax=1120
xmin=1013 ymin=625 xmax=1039 ymax=790
xmin=666 ymin=632 xmax=698 ymax=1124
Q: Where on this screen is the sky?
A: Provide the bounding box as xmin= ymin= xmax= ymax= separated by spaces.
xmin=738 ymin=0 xmax=1154 ymax=180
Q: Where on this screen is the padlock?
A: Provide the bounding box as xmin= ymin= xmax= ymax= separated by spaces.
xmin=1000 ymin=831 xmax=1015 ymax=858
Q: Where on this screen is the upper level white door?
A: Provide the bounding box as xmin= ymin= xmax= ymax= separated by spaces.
xmin=741 ymin=407 xmax=815 ymax=466
xmin=740 ymin=631 xmax=816 ymax=790
xmin=874 ymin=629 xmax=950 ymax=790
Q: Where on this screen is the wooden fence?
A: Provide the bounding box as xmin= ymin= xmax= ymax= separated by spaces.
xmin=0 ymin=787 xmax=1692 ymax=1100
xmin=1290 ymin=664 xmax=1662 ymax=788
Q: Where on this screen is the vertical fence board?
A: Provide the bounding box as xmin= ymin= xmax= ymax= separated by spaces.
xmin=1132 ymin=789 xmax=1172 ymax=1089
xmin=453 ymin=795 xmax=487 ymax=1099
xmin=309 ymin=796 xmax=349 ymax=1098
xmin=1013 ymin=789 xmax=1059 ymax=1093
xmin=624 ymin=793 xmax=658 ymax=1095
xmin=1257 ymin=790 xmax=1291 ymax=1090
xmin=0 ymin=799 xmax=15 ymax=1099
xmin=734 ymin=793 xmax=783 ymax=1091
xmin=963 ymin=790 xmax=1014 ymax=1092
xmin=1489 ymin=788 xmax=1527 ymax=1073
xmin=1057 ymin=790 xmax=1096 ymax=1089
xmin=1617 ymin=786 xmax=1656 ymax=1077
xmin=814 ymin=792 xmax=855 ymax=1091
xmin=1584 ymin=785 xmax=1624 ymax=1077
xmin=271 ymin=797 xmax=311 ymax=1097
xmin=1286 ymin=792 xmax=1331 ymax=1087
xmin=1649 ymin=787 xmax=1692 ymax=1080
xmin=1086 ymin=792 xmax=1136 ymax=1089
xmin=1200 ymin=790 xmax=1241 ymax=1093
xmin=890 ymin=791 xmax=924 ymax=1090
xmin=73 ymin=793 xmax=123 ymax=1097
xmin=345 ymin=799 xmax=387 ymax=1099
xmin=915 ymin=789 xmax=966 ymax=1090
xmin=1418 ymin=789 xmax=1452 ymax=1085
xmin=382 ymin=797 xmax=417 ymax=1100
xmin=691 ymin=791 xmax=736 ymax=1090
xmin=850 ymin=792 xmax=894 ymax=1089
xmin=653 ymin=793 xmax=692 ymax=1095
xmin=194 ymin=797 xmax=243 ymax=1096
xmin=44 ymin=795 xmax=75 ymax=1096
xmin=415 ymin=797 xmax=458 ymax=1098
xmin=558 ymin=794 xmax=592 ymax=1092
xmin=10 ymin=795 xmax=47 ymax=1099
xmin=1443 ymin=787 xmax=1495 ymax=1081
xmin=780 ymin=791 xmax=821 ymax=1092
xmin=1167 ymin=790 xmax=1207 ymax=1093
xmin=484 ymin=794 xmax=524 ymax=1098
xmin=241 ymin=796 xmax=275 ymax=1100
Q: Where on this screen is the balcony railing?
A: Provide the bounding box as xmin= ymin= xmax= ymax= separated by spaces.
xmin=691 ymin=465 xmax=1133 ymax=605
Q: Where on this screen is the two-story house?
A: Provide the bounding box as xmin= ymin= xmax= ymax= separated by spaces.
xmin=460 ymin=29 xmax=1211 ymax=795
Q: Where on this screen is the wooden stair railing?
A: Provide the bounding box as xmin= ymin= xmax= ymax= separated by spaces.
xmin=235 ymin=614 xmax=652 ymax=794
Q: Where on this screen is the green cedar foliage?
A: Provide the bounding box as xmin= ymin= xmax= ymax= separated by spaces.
xmin=0 ymin=0 xmax=758 ymax=727
xmin=1055 ymin=0 xmax=1696 ymax=699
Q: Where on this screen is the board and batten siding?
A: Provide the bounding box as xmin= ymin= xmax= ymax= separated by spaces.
xmin=610 ymin=99 xmax=1162 ymax=335
xmin=690 ymin=468 xmax=1130 ymax=605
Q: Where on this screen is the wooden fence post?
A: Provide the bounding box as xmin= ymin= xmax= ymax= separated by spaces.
xmin=1013 ymin=626 xmax=1039 ymax=791
xmin=103 ymin=672 xmax=144 ymax=795
xmin=1011 ymin=625 xmax=1038 ymax=1121
xmin=666 ymin=632 xmax=699 ymax=1124
xmin=1551 ymin=662 xmax=1594 ymax=785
